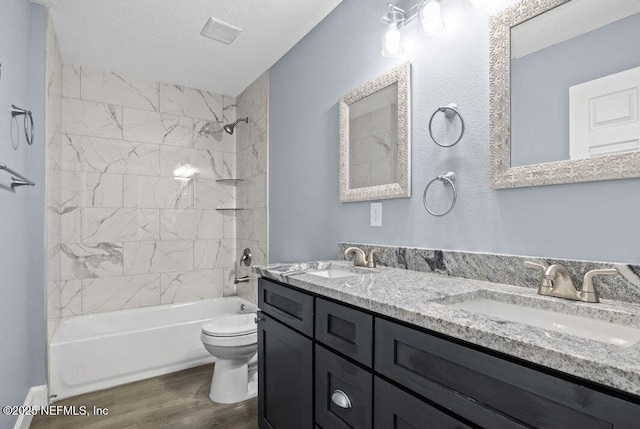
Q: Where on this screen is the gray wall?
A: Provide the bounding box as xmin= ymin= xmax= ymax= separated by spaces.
xmin=511 ymin=12 xmax=640 ymax=166
xmin=269 ymin=0 xmax=640 ymax=266
xmin=0 ymin=1 xmax=47 ymax=427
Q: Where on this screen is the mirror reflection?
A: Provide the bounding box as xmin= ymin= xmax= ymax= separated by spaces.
xmin=510 ymin=0 xmax=640 ymax=167
xmin=349 ymin=83 xmax=399 ymax=189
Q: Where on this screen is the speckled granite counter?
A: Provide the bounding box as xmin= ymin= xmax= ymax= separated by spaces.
xmin=255 ymin=260 xmax=640 ymax=397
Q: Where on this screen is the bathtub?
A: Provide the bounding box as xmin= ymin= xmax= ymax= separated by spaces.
xmin=49 ymin=297 xmax=256 ymax=401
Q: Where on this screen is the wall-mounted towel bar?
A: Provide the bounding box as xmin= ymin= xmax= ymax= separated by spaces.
xmin=0 ymin=163 xmax=35 ymax=188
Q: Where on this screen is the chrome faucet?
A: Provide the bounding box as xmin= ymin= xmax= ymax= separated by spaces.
xmin=344 ymin=247 xmax=380 ymax=268
xmin=524 ymin=262 xmax=617 ymax=303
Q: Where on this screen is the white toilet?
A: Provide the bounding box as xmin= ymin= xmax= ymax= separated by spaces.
xmin=201 ymin=312 xmax=258 ymax=404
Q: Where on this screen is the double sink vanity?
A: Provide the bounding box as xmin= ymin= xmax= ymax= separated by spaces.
xmin=254 ymin=253 xmax=640 ymax=429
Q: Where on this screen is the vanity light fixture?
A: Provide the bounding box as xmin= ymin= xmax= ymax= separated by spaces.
xmin=380 ymin=0 xmax=491 ymax=57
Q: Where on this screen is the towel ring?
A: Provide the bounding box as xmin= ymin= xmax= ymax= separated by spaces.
xmin=429 ymin=104 xmax=465 ymax=148
xmin=12 ymin=105 xmax=34 ymax=145
xmin=423 ymin=171 xmax=457 ymax=217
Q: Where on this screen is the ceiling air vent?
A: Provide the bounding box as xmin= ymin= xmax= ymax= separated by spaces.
xmin=200 ymin=17 xmax=243 ymax=44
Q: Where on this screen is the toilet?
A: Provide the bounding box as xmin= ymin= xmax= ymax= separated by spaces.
xmin=201 ymin=313 xmax=258 ymax=404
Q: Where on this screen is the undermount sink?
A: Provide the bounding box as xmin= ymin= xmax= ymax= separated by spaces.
xmin=306 ymin=268 xmax=360 ymax=279
xmin=449 ymin=295 xmax=640 ymax=348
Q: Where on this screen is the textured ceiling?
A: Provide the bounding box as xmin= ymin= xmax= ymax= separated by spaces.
xmin=33 ymin=0 xmax=343 ymax=96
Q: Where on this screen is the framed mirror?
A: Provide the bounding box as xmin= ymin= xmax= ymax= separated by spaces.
xmin=339 ymin=62 xmax=411 ymax=202
xmin=490 ymin=0 xmax=640 ymax=189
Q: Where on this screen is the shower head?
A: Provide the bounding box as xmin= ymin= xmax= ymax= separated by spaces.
xmin=223 ymin=117 xmax=249 ymax=135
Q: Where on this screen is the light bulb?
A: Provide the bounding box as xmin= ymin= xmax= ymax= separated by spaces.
xmin=420 ymin=0 xmax=444 ymax=36
xmin=384 ymin=24 xmax=402 ymax=57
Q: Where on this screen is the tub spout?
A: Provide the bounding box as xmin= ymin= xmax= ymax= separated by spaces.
xmin=234 ymin=276 xmax=250 ymax=284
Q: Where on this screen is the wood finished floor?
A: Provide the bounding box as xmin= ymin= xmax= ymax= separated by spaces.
xmin=31 ymin=364 xmax=257 ymax=429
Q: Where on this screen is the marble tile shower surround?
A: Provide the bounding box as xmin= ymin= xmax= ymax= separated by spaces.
xmin=339 ymin=243 xmax=640 ymax=304
xmin=51 ymin=63 xmax=240 ymax=318
xmin=234 ymin=71 xmax=269 ymax=305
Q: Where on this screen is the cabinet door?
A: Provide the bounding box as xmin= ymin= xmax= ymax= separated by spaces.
xmin=315 ymin=345 xmax=373 ymax=429
xmin=374 ymin=377 xmax=472 ymax=429
xmin=258 ymin=313 xmax=313 ymax=429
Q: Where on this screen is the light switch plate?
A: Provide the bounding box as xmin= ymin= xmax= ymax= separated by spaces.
xmin=370 ymin=202 xmax=382 ymax=227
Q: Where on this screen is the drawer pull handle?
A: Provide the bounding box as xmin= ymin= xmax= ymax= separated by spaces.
xmin=331 ymin=390 xmax=352 ymax=409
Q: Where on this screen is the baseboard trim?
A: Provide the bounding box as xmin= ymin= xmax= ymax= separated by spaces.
xmin=13 ymin=385 xmax=47 ymax=429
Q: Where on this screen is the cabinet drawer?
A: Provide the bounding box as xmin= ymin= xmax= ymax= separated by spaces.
xmin=374 ymin=377 xmax=472 ymax=429
xmin=259 ymin=278 xmax=314 ymax=337
xmin=375 ymin=318 xmax=640 ymax=429
xmin=315 ymin=345 xmax=373 ymax=429
xmin=316 ymin=298 xmax=373 ymax=367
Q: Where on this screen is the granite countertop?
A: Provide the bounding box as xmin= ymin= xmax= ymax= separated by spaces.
xmin=254 ymin=260 xmax=640 ymax=397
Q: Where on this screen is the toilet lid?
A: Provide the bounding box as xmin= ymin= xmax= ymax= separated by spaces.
xmin=202 ymin=313 xmax=257 ymax=337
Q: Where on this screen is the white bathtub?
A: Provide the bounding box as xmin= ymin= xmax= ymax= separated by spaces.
xmin=49 ymin=297 xmax=256 ymax=401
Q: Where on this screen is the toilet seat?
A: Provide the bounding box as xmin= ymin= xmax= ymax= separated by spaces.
xmin=202 ymin=313 xmax=257 ymax=337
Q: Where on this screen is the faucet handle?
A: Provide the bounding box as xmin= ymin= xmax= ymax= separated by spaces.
xmin=580 ymin=268 xmax=618 ymax=303
xmin=524 ymin=261 xmax=547 ymax=272
xmin=366 ymin=248 xmax=381 ymax=268
xmin=524 ymin=261 xmax=552 ymax=295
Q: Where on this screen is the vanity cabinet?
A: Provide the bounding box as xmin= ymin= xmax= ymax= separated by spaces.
xmin=258 ymin=278 xmax=640 ymax=429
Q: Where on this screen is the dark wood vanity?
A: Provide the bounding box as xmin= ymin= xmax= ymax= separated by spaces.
xmin=257 ymin=277 xmax=640 ymax=429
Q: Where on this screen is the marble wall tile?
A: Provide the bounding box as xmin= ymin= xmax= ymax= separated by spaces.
xmin=247 ymin=174 xmax=267 ymax=209
xmin=123 ymin=240 xmax=193 ymax=275
xmin=223 ymin=268 xmax=237 ymax=297
xmin=252 ymin=140 xmax=267 ymax=176
xmin=61 ymin=207 xmax=82 ymax=243
xmin=82 ymin=208 xmax=160 ymax=243
xmin=236 ymin=279 xmax=258 ymax=305
xmin=160 ymin=269 xmax=224 ymax=304
xmin=60 ymin=242 xmax=124 ymax=280
xmin=194 ymin=239 xmax=235 ymax=270
xmin=62 ymin=98 xmax=123 ymax=139
xmin=223 ymin=96 xmax=236 ymax=124
xmin=159 ymin=146 xmax=227 ymax=180
xmin=81 ymin=67 xmax=160 ymax=112
xmin=194 ymin=180 xmax=235 ymax=209
xmin=237 ymin=210 xmax=253 ymax=240
xmin=223 ymin=211 xmax=236 ymax=239
xmin=59 ymin=280 xmax=82 ymax=317
xmin=249 ymin=104 xmax=267 ymax=146
xmin=123 ymin=108 xmax=193 ymax=146
xmin=53 ymin=63 xmax=242 ymax=316
xmin=253 ymin=208 xmax=267 ymax=243
xmin=62 ymin=64 xmax=81 ymax=99
xmin=82 ymin=274 xmax=161 ymax=314
xmin=62 ymin=134 xmax=160 ymax=176
xmin=159 ymin=83 xmax=223 ymax=121
xmin=237 ymin=146 xmax=253 ymax=179
xmin=61 ymin=171 xmax=123 ymax=208
xmin=123 ymin=176 xmax=193 ymax=209
xmin=159 ymin=209 xmax=223 ymax=240
xmin=47 ymin=280 xmax=62 ymax=335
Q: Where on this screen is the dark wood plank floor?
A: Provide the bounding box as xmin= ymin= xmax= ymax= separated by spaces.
xmin=31 ymin=364 xmax=257 ymax=429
